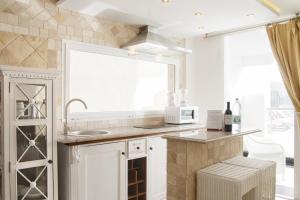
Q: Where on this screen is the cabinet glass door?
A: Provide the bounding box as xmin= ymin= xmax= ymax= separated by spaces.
xmin=17 ymin=166 xmax=48 ymax=200
xmin=15 ymin=83 xmax=47 ymax=120
xmin=16 ymin=125 xmax=47 ymax=163
xmin=10 ymin=79 xmax=53 ymax=200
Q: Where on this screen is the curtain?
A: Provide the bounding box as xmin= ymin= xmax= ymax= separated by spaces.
xmin=266 ymin=18 xmax=300 ymax=131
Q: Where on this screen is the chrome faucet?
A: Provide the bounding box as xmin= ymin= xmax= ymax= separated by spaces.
xmin=64 ymin=98 xmax=88 ymax=134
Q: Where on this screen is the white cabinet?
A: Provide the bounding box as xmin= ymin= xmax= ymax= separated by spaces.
xmin=58 ymin=142 xmax=126 ymax=200
xmin=147 ymin=137 xmax=167 ymax=200
xmin=78 ymin=142 xmax=126 ymax=200
xmin=58 ymin=136 xmax=167 ymax=200
xmin=0 ymin=66 xmax=59 ymax=200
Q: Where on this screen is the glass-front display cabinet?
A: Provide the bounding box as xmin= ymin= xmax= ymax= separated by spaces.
xmin=0 ymin=66 xmax=58 ymax=200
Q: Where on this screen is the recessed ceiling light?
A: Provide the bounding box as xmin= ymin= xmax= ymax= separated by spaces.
xmin=195 ymin=12 xmax=203 ymax=16
xmin=161 ymin=0 xmax=171 ymax=3
xmin=246 ymin=13 xmax=255 ymax=17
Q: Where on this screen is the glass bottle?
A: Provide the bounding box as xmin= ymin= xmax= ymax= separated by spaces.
xmin=233 ymin=98 xmax=242 ymax=131
xmin=224 ymin=102 xmax=232 ymax=132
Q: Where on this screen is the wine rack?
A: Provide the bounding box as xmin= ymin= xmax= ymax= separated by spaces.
xmin=127 ymin=157 xmax=146 ymax=200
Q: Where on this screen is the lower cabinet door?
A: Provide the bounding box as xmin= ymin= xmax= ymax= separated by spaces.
xmin=147 ymin=136 xmax=167 ymax=200
xmin=77 ymin=142 xmax=126 ymax=200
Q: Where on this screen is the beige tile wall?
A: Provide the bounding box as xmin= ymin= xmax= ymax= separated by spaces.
xmin=167 ymin=137 xmax=243 ymax=200
xmin=0 ymin=0 xmax=172 ymax=131
xmin=0 ymin=0 xmax=139 ymax=69
xmin=0 ymin=31 xmax=57 ymax=67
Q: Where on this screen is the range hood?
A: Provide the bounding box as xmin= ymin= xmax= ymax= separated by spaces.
xmin=121 ymin=26 xmax=192 ymax=56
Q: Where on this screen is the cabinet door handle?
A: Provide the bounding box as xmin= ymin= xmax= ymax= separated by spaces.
xmin=48 ymin=160 xmax=53 ymax=164
xmin=121 ymin=152 xmax=125 ymax=155
xmin=149 ymin=147 xmax=153 ymax=150
xmin=136 ymin=146 xmax=140 ymax=150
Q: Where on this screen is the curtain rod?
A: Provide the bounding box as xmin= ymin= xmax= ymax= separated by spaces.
xmin=204 ymin=12 xmax=299 ymax=38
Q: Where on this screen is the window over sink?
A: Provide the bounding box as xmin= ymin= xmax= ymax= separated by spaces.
xmin=64 ymin=41 xmax=177 ymax=120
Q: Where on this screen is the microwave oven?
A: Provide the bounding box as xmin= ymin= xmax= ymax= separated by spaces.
xmin=165 ymin=106 xmax=199 ymax=124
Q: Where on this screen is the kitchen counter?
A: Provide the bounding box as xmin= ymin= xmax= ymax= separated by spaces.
xmin=165 ymin=128 xmax=261 ymax=200
xmin=57 ymin=123 xmax=204 ymax=146
xmin=162 ymin=128 xmax=261 ymax=143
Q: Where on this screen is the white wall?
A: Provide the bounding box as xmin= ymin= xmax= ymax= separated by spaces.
xmin=186 ymin=36 xmax=225 ymax=124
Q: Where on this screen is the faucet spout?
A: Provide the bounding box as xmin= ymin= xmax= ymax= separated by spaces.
xmin=64 ymin=98 xmax=88 ymax=134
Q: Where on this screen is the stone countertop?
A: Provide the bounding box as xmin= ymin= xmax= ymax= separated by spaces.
xmin=162 ymin=128 xmax=261 ymax=143
xmin=57 ymin=123 xmax=204 ymax=146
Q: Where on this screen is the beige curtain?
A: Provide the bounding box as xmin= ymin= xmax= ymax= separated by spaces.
xmin=266 ymin=18 xmax=300 ymax=130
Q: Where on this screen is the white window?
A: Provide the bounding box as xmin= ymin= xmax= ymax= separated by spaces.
xmin=64 ymin=41 xmax=176 ymax=119
xmin=225 ymin=28 xmax=294 ymax=158
xmin=225 ymin=29 xmax=294 ymax=197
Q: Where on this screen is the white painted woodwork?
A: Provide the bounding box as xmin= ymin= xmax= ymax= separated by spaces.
xmin=0 ymin=66 xmax=59 ymax=200
xmin=127 ymin=139 xmax=147 ymax=159
xmin=9 ymin=78 xmax=54 ymax=200
xmin=58 ymin=136 xmax=168 ymax=200
xmin=147 ymin=136 xmax=167 ymax=200
xmin=77 ymin=142 xmax=126 ymax=200
xmin=58 ymin=142 xmax=127 ymax=200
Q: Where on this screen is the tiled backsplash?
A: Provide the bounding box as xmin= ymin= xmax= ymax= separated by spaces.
xmin=65 ymin=117 xmax=165 ymax=132
xmin=0 ymin=0 xmax=169 ymax=132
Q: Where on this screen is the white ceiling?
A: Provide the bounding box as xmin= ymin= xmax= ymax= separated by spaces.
xmin=57 ymin=0 xmax=300 ymax=38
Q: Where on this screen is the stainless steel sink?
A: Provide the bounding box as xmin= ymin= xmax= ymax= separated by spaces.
xmin=68 ymin=130 xmax=110 ymax=137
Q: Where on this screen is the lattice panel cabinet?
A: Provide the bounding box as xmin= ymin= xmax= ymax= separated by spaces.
xmin=0 ymin=66 xmax=59 ymax=200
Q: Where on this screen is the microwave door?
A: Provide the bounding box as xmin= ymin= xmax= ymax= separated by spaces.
xmin=181 ymin=110 xmax=194 ymax=121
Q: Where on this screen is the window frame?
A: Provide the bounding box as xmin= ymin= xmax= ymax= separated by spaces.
xmin=62 ymin=40 xmax=179 ymax=121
